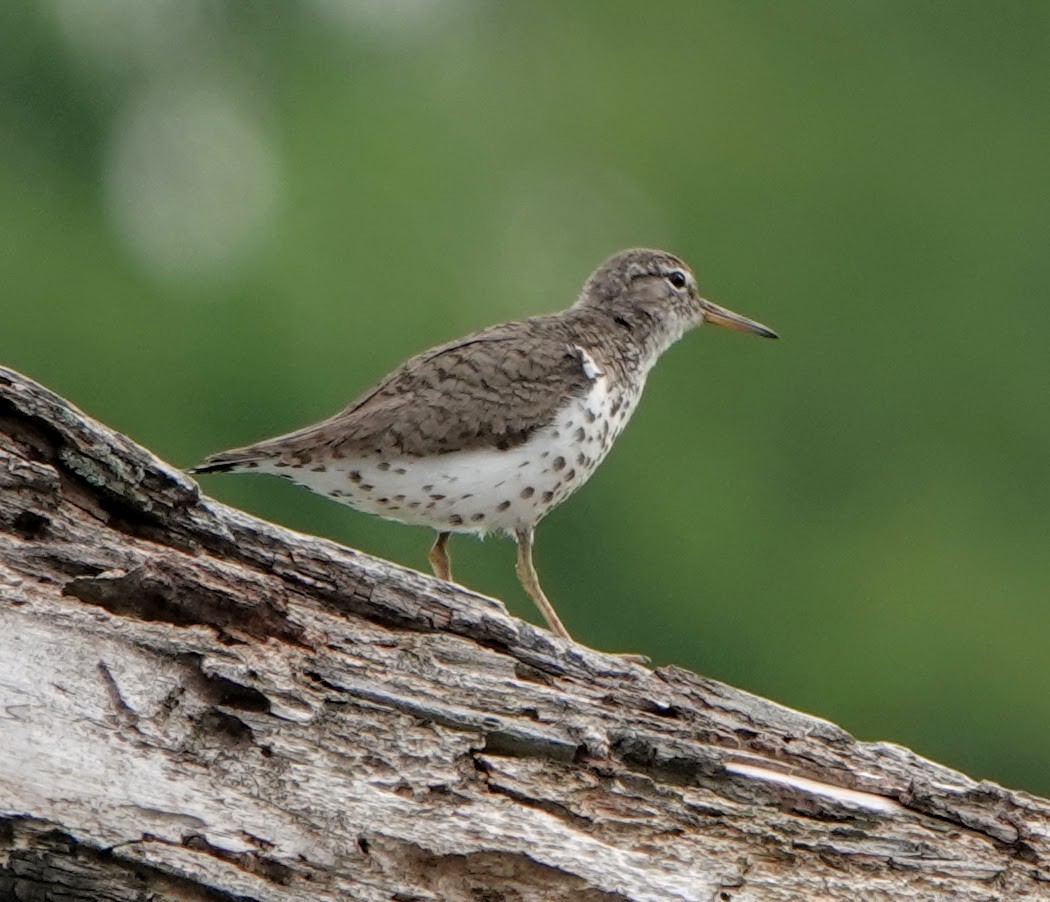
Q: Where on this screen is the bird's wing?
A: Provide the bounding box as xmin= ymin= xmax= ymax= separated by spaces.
xmin=192 ymin=320 xmax=594 ymax=470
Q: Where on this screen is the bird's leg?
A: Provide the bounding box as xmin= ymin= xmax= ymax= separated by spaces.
xmin=429 ymin=531 xmax=453 ymax=582
xmin=514 ymin=528 xmax=650 ymax=665
xmin=514 ymin=528 xmax=572 ymax=639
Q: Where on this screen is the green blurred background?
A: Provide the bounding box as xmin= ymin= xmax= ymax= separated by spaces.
xmin=3 ymin=2 xmax=1048 ymax=794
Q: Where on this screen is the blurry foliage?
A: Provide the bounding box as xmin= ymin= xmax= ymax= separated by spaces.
xmin=2 ymin=1 xmax=1048 ymax=793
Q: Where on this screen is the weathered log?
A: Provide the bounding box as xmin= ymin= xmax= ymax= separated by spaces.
xmin=0 ymin=364 xmax=1047 ymax=901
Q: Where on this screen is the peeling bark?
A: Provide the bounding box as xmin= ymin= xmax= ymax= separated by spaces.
xmin=0 ymin=364 xmax=1047 ymax=902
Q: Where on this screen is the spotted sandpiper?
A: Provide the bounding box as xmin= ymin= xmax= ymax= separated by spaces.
xmin=191 ymin=248 xmax=777 ymax=645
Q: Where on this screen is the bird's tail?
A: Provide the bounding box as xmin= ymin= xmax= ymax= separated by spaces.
xmin=187 ymin=447 xmax=268 ymax=475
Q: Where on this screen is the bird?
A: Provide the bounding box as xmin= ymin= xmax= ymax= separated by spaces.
xmin=190 ymin=248 xmax=777 ymax=647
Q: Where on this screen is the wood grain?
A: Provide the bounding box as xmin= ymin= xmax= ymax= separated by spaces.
xmin=0 ymin=365 xmax=1047 ymax=901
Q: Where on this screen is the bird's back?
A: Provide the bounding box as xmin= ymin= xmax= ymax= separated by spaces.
xmin=191 ymin=316 xmax=596 ymax=472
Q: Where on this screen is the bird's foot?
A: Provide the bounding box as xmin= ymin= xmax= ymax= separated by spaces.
xmin=614 ymin=652 xmax=652 ymax=667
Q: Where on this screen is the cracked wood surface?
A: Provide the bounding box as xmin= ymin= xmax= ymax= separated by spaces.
xmin=0 ymin=363 xmax=1047 ymax=902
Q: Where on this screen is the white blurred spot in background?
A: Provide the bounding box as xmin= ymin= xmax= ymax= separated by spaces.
xmin=46 ymin=0 xmax=279 ymax=287
xmin=104 ymin=80 xmax=280 ymax=286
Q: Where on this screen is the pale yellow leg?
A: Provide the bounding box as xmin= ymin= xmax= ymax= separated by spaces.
xmin=429 ymin=531 xmax=453 ymax=582
xmin=514 ymin=528 xmax=650 ymax=665
xmin=514 ymin=528 xmax=571 ymax=639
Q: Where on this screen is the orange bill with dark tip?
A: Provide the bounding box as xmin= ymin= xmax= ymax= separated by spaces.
xmin=700 ymin=299 xmax=778 ymax=339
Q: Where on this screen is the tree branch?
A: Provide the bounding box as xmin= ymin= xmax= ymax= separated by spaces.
xmin=1 ymin=365 xmax=1047 ymax=901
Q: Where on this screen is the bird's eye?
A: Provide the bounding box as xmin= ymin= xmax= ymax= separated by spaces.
xmin=667 ymin=270 xmax=688 ymax=290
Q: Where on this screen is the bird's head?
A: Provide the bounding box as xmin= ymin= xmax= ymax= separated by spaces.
xmin=575 ymin=248 xmax=778 ymax=346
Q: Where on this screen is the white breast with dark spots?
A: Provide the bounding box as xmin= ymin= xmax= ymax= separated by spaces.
xmin=268 ymin=366 xmax=645 ymax=536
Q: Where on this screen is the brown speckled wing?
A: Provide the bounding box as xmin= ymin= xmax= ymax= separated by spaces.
xmin=226 ymin=319 xmax=593 ymax=464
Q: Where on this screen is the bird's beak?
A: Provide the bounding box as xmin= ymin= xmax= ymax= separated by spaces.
xmin=700 ymin=298 xmax=779 ymax=339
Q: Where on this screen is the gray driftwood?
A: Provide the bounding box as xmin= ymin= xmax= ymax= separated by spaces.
xmin=0 ymin=365 xmax=1047 ymax=902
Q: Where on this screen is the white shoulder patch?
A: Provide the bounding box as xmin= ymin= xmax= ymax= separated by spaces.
xmin=574 ymin=345 xmax=604 ymax=380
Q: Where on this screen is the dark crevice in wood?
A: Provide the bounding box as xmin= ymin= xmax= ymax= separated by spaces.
xmin=478 ymin=770 xmax=594 ymax=831
xmin=62 ymin=562 xmax=306 ymax=645
xmin=11 ymin=509 xmax=51 ymax=540
xmin=0 ymin=817 xmax=246 ymax=902
xmin=181 ymin=832 xmax=296 ymax=886
xmin=182 ymin=655 xmax=273 ymax=715
xmin=610 ymin=732 xmax=728 ymax=786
